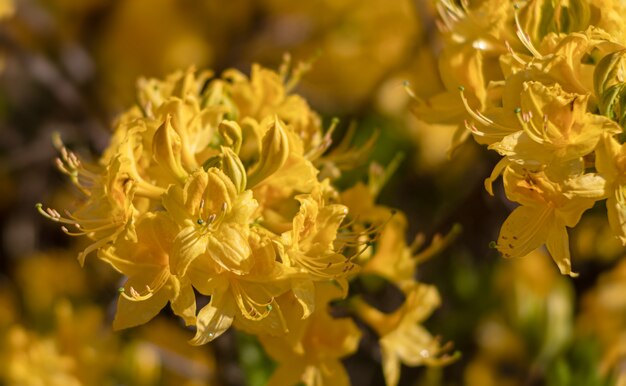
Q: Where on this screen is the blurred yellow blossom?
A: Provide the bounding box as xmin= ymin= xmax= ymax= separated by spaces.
xmin=465 ymin=250 xmax=574 ymax=386
xmin=579 ymin=259 xmax=626 ymax=385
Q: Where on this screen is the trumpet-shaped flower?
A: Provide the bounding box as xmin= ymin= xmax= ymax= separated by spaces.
xmin=163 ymin=168 xmax=258 ymax=276
xmin=281 ymin=183 xmax=356 ymax=285
xmin=187 ymin=229 xmax=294 ymax=344
xmin=495 ymin=167 xmax=606 ymax=276
xmin=491 ymin=81 xmax=619 ymax=175
xmin=354 ymin=282 xmax=454 ymax=386
xmin=99 ymin=213 xmax=196 ymax=330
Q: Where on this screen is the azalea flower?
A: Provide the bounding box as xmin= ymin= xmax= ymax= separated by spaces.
xmin=490 ymin=81 xmax=619 ymax=176
xmin=353 ymin=283 xmax=455 ymax=386
xmin=494 ymin=167 xmax=605 ymax=276
xmin=163 ymin=167 xmax=258 ymax=276
xmin=99 ymin=213 xmax=196 ymax=330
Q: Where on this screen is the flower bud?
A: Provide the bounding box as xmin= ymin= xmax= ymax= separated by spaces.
xmin=247 ymin=116 xmax=289 ymax=188
xmin=594 ymin=50 xmax=626 ymax=127
xmin=594 ymin=49 xmax=626 ymax=97
xmin=518 ymin=0 xmax=591 ymax=43
xmin=219 ymin=120 xmax=243 ymax=153
xmin=152 ymin=115 xmax=188 ymax=181
xmin=221 ymin=146 xmax=247 ymax=193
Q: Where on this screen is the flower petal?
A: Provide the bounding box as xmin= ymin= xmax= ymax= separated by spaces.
xmin=607 ymin=194 xmax=626 ymax=245
xmin=546 ymin=221 xmax=577 ymax=277
xmin=190 ymin=295 xmax=236 ymax=345
xmin=497 ymin=206 xmax=551 ymax=259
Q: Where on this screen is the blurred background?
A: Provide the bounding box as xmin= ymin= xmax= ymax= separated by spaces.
xmin=0 ymin=0 xmax=624 ymax=385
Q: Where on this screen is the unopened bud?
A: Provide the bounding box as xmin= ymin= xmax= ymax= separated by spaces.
xmin=247 ymin=116 xmax=289 ymax=187
xmin=219 ymin=120 xmax=243 ymax=154
xmin=152 ymin=115 xmax=188 ymax=181
xmin=221 ymin=146 xmax=247 ymax=192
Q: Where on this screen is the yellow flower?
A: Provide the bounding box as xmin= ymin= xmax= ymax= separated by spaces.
xmin=533 ymin=29 xmax=621 ymax=96
xmin=281 ymin=182 xmax=355 ymax=285
xmin=225 ymin=63 xmax=323 ymax=150
xmin=490 ymin=81 xmax=619 ymax=177
xmin=419 ymin=0 xmax=626 ymax=155
xmin=163 ymin=168 xmax=258 ymax=276
xmin=495 ymin=166 xmax=605 ymax=276
xmin=188 ymin=229 xmax=294 ymax=344
xmin=99 ymin=213 xmax=196 ymax=330
xmin=354 ymin=282 xmax=454 ymax=386
xmin=38 ymin=62 xmax=428 ymax=373
xmin=37 ymin=150 xmax=146 ymax=265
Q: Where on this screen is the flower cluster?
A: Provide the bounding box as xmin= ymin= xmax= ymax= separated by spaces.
xmin=414 ymin=0 xmax=626 ymax=276
xmin=39 ymin=61 xmax=454 ymax=385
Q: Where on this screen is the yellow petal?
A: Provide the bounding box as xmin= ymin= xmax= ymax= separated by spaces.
xmin=208 ymin=225 xmax=252 ymax=273
xmin=607 ymin=195 xmax=626 ymax=245
xmin=218 ymin=120 xmax=243 ymax=153
xmin=545 ymin=221 xmax=578 ymax=277
xmin=292 ymin=279 xmax=315 ymax=319
xmin=170 ymin=280 xmax=197 ymax=326
xmin=562 ymin=173 xmax=607 ymax=199
xmin=190 ymin=296 xmax=236 ymax=345
xmin=113 ymin=284 xmax=170 ymax=330
xmin=484 ymin=158 xmax=510 ymax=196
xmin=595 ymin=133 xmax=621 ymax=180
xmin=497 ymin=206 xmax=552 ymax=259
xmin=266 ymin=363 xmax=306 ymax=386
xmin=171 ymin=226 xmax=208 ymax=276
xmin=380 ymin=341 xmax=401 ymax=386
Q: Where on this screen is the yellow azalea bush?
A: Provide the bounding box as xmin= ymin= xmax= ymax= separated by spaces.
xmin=411 ymin=0 xmax=626 ymax=276
xmin=38 ymin=61 xmax=456 ymax=385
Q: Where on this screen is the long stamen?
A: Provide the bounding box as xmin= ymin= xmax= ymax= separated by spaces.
xmin=120 ymin=270 xmax=169 ymax=302
xmin=459 ymin=87 xmax=513 ymax=135
xmin=505 ymin=40 xmax=527 ymax=66
xmin=305 ymin=117 xmax=339 ymax=160
xmin=208 ymin=202 xmax=228 ymax=230
xmin=516 ymin=109 xmax=546 ymax=144
xmin=513 ymin=5 xmax=544 ymax=59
